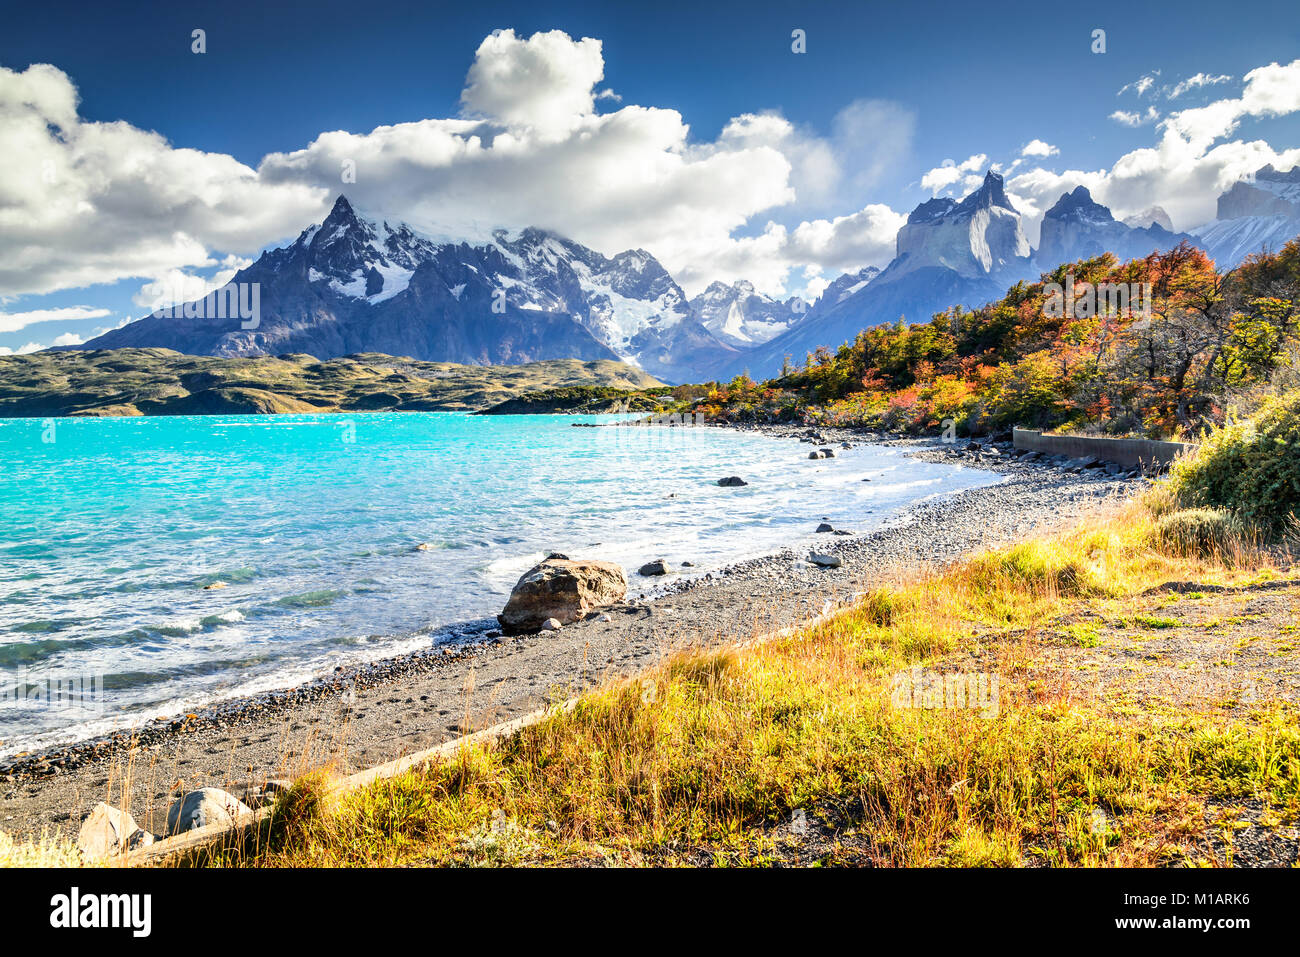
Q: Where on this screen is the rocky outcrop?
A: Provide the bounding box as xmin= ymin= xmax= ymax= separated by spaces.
xmin=498 ymin=557 xmax=628 ymax=635
xmin=1038 ymin=186 xmax=1193 ymax=267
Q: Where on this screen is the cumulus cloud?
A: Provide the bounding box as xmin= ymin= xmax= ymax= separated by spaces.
xmin=1010 ymin=59 xmax=1300 ymax=240
xmin=1020 ymin=139 xmax=1058 ymax=158
xmin=460 ymin=29 xmax=606 ymax=137
xmin=257 ymin=30 xmax=914 ymax=295
xmin=4 ymin=33 xmax=1300 ymax=317
xmin=1 ymin=33 xmax=912 ymax=303
xmin=920 ymin=154 xmax=987 ymax=194
xmin=0 ymin=64 xmax=326 ymax=298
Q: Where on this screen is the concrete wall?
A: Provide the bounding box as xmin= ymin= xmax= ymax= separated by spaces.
xmin=1013 ymin=428 xmax=1193 ymax=468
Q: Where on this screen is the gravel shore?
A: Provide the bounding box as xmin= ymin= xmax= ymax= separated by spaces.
xmin=0 ymin=427 xmax=1144 ymax=842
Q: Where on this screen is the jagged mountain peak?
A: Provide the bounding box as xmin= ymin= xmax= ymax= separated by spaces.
xmin=1255 ymin=163 xmax=1300 ymax=185
xmin=908 ymin=197 xmax=958 ymax=224
xmin=1039 ymin=187 xmax=1192 ymax=268
xmin=1123 ymin=206 xmax=1175 ymax=232
xmin=956 ymin=170 xmax=1016 ymax=215
xmin=1044 ymin=186 xmax=1116 ymax=229
xmin=78 ymin=199 xmax=735 ymax=382
xmin=689 ymin=279 xmax=809 ymax=347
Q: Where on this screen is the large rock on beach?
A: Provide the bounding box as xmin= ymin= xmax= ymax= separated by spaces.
xmin=165 ymin=787 xmax=254 ymax=836
xmin=717 ymin=476 xmax=748 ymax=486
xmin=77 ymin=802 xmax=154 ymax=858
xmin=498 ymin=558 xmax=628 ymax=635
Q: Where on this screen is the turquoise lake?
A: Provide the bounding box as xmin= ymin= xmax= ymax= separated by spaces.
xmin=0 ymin=413 xmax=998 ymax=754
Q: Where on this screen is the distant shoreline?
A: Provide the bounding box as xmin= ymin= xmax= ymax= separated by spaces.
xmin=0 ymin=348 xmax=664 ymax=418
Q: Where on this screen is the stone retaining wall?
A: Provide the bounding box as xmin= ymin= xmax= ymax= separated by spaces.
xmin=1012 ymin=428 xmax=1193 ymax=468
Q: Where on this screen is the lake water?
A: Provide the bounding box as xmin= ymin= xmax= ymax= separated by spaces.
xmin=0 ymin=413 xmax=998 ymax=755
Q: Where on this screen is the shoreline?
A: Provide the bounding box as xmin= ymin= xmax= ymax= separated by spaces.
xmin=0 ymin=425 xmax=1145 ymax=841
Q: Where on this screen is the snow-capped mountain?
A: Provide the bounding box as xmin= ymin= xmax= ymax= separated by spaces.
xmin=716 ymin=172 xmax=1031 ymax=379
xmin=1192 ymin=165 xmax=1300 ymax=268
xmin=1122 ymin=206 xmax=1174 ymax=232
xmin=884 ymin=171 xmax=1033 ymax=284
xmin=77 ymin=197 xmax=736 ymax=382
xmin=1038 ymin=186 xmax=1193 ymax=267
xmin=689 ymin=280 xmax=809 ymax=347
xmin=806 ymin=266 xmax=880 ymax=318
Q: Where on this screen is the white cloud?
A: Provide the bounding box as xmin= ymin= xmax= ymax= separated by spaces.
xmin=460 ymin=29 xmax=607 ymax=138
xmin=1110 ymin=107 xmax=1160 ymax=127
xmin=1167 ymin=72 xmax=1232 ymax=99
xmin=50 ymin=332 xmax=84 ymax=346
xmin=0 ymin=63 xmax=325 ymax=298
xmin=131 ymin=256 xmax=252 ymax=311
xmin=920 ymin=153 xmax=987 ymax=194
xmin=1010 ymin=59 xmax=1300 ymax=239
xmin=1119 ymin=72 xmax=1161 ymax=97
xmin=0 ymin=305 xmax=111 ymax=333
xmin=0 ymin=342 xmax=44 ymax=355
xmin=3 ymin=35 xmax=1299 ymax=314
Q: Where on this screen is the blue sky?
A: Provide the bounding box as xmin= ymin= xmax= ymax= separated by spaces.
xmin=2 ymin=0 xmax=1299 ymax=352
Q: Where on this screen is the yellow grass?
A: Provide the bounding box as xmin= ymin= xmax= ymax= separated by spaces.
xmin=201 ymin=497 xmax=1299 ymax=867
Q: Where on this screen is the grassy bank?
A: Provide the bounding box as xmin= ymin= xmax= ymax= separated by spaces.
xmin=198 ymin=488 xmax=1297 ymax=867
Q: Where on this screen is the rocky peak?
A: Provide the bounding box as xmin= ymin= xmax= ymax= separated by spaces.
xmin=908 ymin=197 xmax=958 ymax=224
xmin=1255 ymin=164 xmax=1300 ymax=185
xmin=1043 ymin=186 xmax=1115 ymax=227
xmin=1123 ymin=206 xmax=1174 ymax=232
xmin=955 ymin=170 xmax=1016 ymax=215
xmin=886 ymin=171 xmax=1030 ymax=282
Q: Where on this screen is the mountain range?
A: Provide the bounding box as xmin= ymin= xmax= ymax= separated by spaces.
xmin=75 ymin=165 xmax=1300 ymax=383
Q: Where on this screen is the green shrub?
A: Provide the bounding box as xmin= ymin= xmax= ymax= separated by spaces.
xmin=1148 ymin=508 xmax=1240 ymax=558
xmin=1166 ymin=389 xmax=1300 ymax=536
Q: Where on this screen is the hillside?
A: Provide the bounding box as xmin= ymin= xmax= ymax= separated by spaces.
xmin=691 ymin=239 xmax=1300 ymax=440
xmin=0 ymin=349 xmax=664 ymax=418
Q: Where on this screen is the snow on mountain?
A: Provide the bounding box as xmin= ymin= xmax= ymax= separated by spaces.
xmin=712 ymin=173 xmax=1028 ymax=381
xmin=1192 ymin=165 xmax=1300 ymax=267
xmin=883 ymin=171 xmax=1032 ymax=284
xmin=1038 ymin=186 xmax=1193 ymax=267
xmin=1122 ymin=206 xmax=1174 ymax=232
xmin=689 ymin=280 xmax=810 ymax=346
xmin=80 ymin=197 xmax=736 ymax=382
xmin=808 ymin=266 xmax=880 ymax=317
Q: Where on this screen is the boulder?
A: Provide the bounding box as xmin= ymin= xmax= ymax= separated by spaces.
xmin=165 ymin=787 xmax=254 ymax=836
xmin=808 ymin=450 xmax=824 ymax=459
xmin=717 ymin=476 xmax=748 ymax=486
xmin=77 ymin=803 xmax=155 ymax=858
xmin=498 ymin=557 xmax=628 ymax=635
xmin=819 ymin=447 xmax=836 ymax=458
xmin=815 ymin=523 xmax=835 ymax=533
xmin=639 ymin=559 xmax=672 ymax=576
xmin=809 ymin=552 xmax=842 ymax=568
